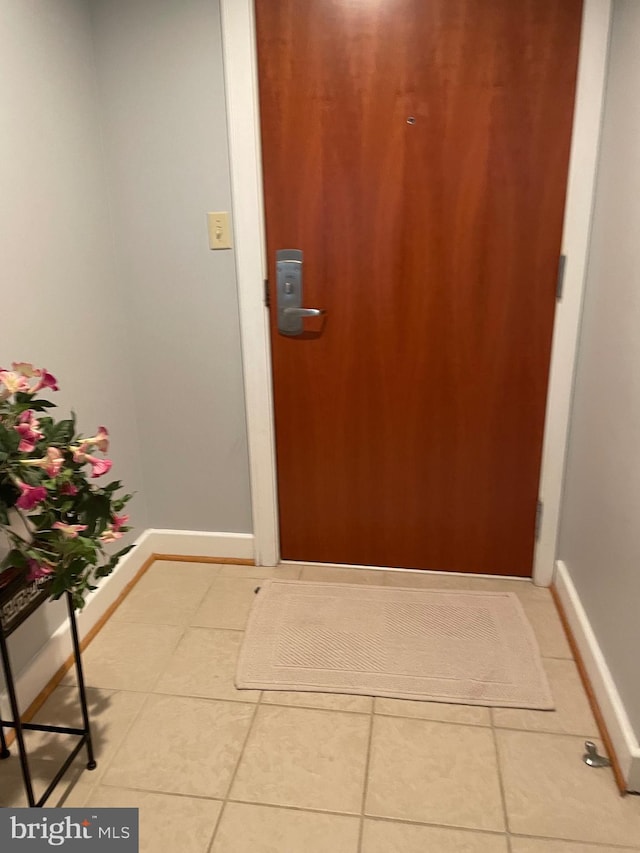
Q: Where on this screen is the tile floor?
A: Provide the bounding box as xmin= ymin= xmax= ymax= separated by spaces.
xmin=1 ymin=561 xmax=639 ymax=852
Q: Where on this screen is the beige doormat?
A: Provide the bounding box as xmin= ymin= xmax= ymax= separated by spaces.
xmin=236 ymin=580 xmax=554 ymax=710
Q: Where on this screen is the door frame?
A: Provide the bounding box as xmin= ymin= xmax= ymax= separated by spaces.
xmin=221 ymin=0 xmax=612 ymax=583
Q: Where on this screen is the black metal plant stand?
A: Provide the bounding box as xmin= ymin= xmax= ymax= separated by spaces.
xmin=0 ymin=573 xmax=96 ymax=807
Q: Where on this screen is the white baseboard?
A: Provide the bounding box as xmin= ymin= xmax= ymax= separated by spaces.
xmin=145 ymin=528 xmax=254 ymax=560
xmin=555 ymin=560 xmax=640 ymax=792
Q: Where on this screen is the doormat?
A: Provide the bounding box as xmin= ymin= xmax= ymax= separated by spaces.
xmin=236 ymin=580 xmax=554 ymax=710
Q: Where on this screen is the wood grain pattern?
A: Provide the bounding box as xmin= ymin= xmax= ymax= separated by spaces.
xmin=257 ymin=0 xmax=582 ymax=573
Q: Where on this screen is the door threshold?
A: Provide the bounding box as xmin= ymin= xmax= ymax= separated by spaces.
xmin=280 ymin=560 xmax=533 ymax=583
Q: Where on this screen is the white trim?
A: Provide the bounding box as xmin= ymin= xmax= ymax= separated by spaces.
xmin=554 ymin=560 xmax=640 ymax=792
xmin=144 ymin=529 xmax=254 ymax=560
xmin=1 ymin=530 xmax=154 ymax=711
xmin=534 ymin=0 xmax=612 ymax=586
xmin=221 ymin=0 xmax=611 ymax=582
xmin=221 ymin=0 xmax=279 ymax=567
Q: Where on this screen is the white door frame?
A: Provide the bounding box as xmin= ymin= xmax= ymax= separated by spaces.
xmin=221 ymin=0 xmax=612 ymax=581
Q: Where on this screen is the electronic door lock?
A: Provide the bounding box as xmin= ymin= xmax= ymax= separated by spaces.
xmin=276 ymin=249 xmax=325 ymax=335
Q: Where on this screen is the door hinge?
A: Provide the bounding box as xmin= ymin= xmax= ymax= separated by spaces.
xmin=535 ymin=499 xmax=544 ymax=541
xmin=556 ymin=254 xmax=567 ymax=301
xmin=264 ymin=278 xmax=270 ymax=308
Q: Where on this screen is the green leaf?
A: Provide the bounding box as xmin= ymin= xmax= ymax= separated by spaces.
xmin=0 ymin=422 xmax=20 ymax=453
xmin=51 ymin=418 xmax=76 ymax=445
xmin=27 ymin=399 xmax=56 ymax=410
xmin=1 ymin=549 xmax=28 ymax=570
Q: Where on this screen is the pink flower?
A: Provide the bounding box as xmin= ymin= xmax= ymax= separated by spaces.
xmin=15 ymin=481 xmax=48 ymax=510
xmin=15 ymin=410 xmax=44 ymax=453
xmin=71 ymin=442 xmax=90 ymax=463
xmin=86 ymin=455 xmax=112 ymax=478
xmin=26 ymin=558 xmax=55 ymax=581
xmin=31 ymin=369 xmax=59 ymax=393
xmin=0 ymin=370 xmax=31 ymax=399
xmin=44 ymin=447 xmax=64 ymax=477
xmin=11 ymin=362 xmax=39 ymax=378
xmin=52 ymin=521 xmax=87 ymax=538
xmin=99 ymin=527 xmax=123 ymax=543
xmin=85 ymin=426 xmax=109 ymax=453
xmin=60 ymin=482 xmax=78 ymax=496
xmin=112 ymin=513 xmax=129 ymax=532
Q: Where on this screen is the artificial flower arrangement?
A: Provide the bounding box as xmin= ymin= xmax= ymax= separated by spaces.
xmin=0 ymin=362 xmax=132 ymax=609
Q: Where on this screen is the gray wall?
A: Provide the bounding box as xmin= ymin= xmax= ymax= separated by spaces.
xmin=90 ymin=0 xmax=252 ymax=533
xmin=0 ymin=0 xmax=148 ymax=674
xmin=559 ymin=0 xmax=640 ymax=738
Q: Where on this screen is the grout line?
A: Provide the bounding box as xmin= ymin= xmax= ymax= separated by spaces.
xmin=490 ymin=712 xmax=511 ymax=840
xmin=67 ymin=777 xmax=640 ymax=853
xmin=362 ymin=813 xmax=510 ymax=838
xmin=205 ymin=702 xmax=262 ymax=853
xmin=357 ymin=701 xmax=375 ymax=853
xmin=149 ymin=688 xmax=261 ymax=706
xmin=249 ymin=700 xmax=372 ymax=718
xmin=510 ymin=832 xmax=640 ymax=851
xmin=79 ymin=689 xmax=156 ymax=786
xmin=206 ymin=700 xmax=262 ymax=852
xmin=86 ymin=780 xmax=225 ymax=803
xmin=205 ymin=799 xmax=225 ymax=853
xmin=217 ymin=798 xmax=511 ymax=837
xmin=493 ymin=725 xmax=604 ymax=741
xmin=506 ymin=828 xmax=513 ymax=852
xmin=261 ymin=698 xmax=372 ymax=716
xmin=372 ymin=709 xmax=491 ymax=728
xmin=145 ymin=626 xmax=189 ymax=695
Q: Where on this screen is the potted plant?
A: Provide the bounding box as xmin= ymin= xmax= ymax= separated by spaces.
xmin=0 ymin=362 xmax=133 ymax=615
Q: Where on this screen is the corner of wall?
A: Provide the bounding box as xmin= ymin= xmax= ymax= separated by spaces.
xmin=554 ymin=560 xmax=640 ymax=793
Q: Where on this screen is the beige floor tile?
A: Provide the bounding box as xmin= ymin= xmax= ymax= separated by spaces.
xmin=89 ymin=786 xmax=222 ymax=853
xmin=191 ymin=577 xmax=261 ymax=630
xmin=382 ymin=571 xmax=551 ymax=603
xmin=211 ymin=802 xmax=360 ymax=853
xmin=511 ymin=838 xmax=640 ymax=853
xmin=366 ymin=715 xmax=505 ymax=831
xmin=381 ymin=570 xmax=480 ymax=589
xmin=64 ymin=621 xmax=183 ymax=692
xmin=521 ymin=600 xmax=573 ymax=659
xmin=112 ymin=561 xmax=219 ymax=625
xmin=496 ymin=729 xmax=640 ymax=847
xmin=29 ymin=685 xmax=147 ymax=782
xmin=492 ymin=659 xmax=598 ymax=736
xmin=299 ymin=566 xmax=385 ymax=585
xmin=104 ymin=695 xmax=255 ymax=797
xmin=261 ymin=690 xmax=373 ymax=713
xmin=362 ymin=819 xmax=509 ymax=852
xmin=0 ymin=685 xmax=146 ymax=808
xmin=375 ymin=697 xmax=491 ymax=726
xmin=0 ymin=754 xmax=93 ymax=807
xmin=218 ymin=564 xmax=301 ymax=579
xmin=230 ymin=705 xmax=369 ymax=813
xmin=153 ymin=627 xmax=260 ymax=702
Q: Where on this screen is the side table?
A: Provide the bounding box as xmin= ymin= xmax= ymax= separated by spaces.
xmin=0 ymin=569 xmax=96 ymax=807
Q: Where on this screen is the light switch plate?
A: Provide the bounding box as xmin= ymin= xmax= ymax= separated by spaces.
xmin=207 ymin=211 xmax=233 ymax=250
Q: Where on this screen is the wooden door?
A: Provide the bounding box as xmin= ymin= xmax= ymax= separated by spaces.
xmin=256 ymin=0 xmax=582 ymax=575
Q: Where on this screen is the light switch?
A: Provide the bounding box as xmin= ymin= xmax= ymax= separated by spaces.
xmin=207 ymin=211 xmax=233 ymax=250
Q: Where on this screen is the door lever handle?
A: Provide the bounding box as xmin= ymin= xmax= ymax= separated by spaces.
xmin=276 ymin=249 xmax=324 ymax=335
xmin=283 ymin=307 xmax=325 ymax=317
